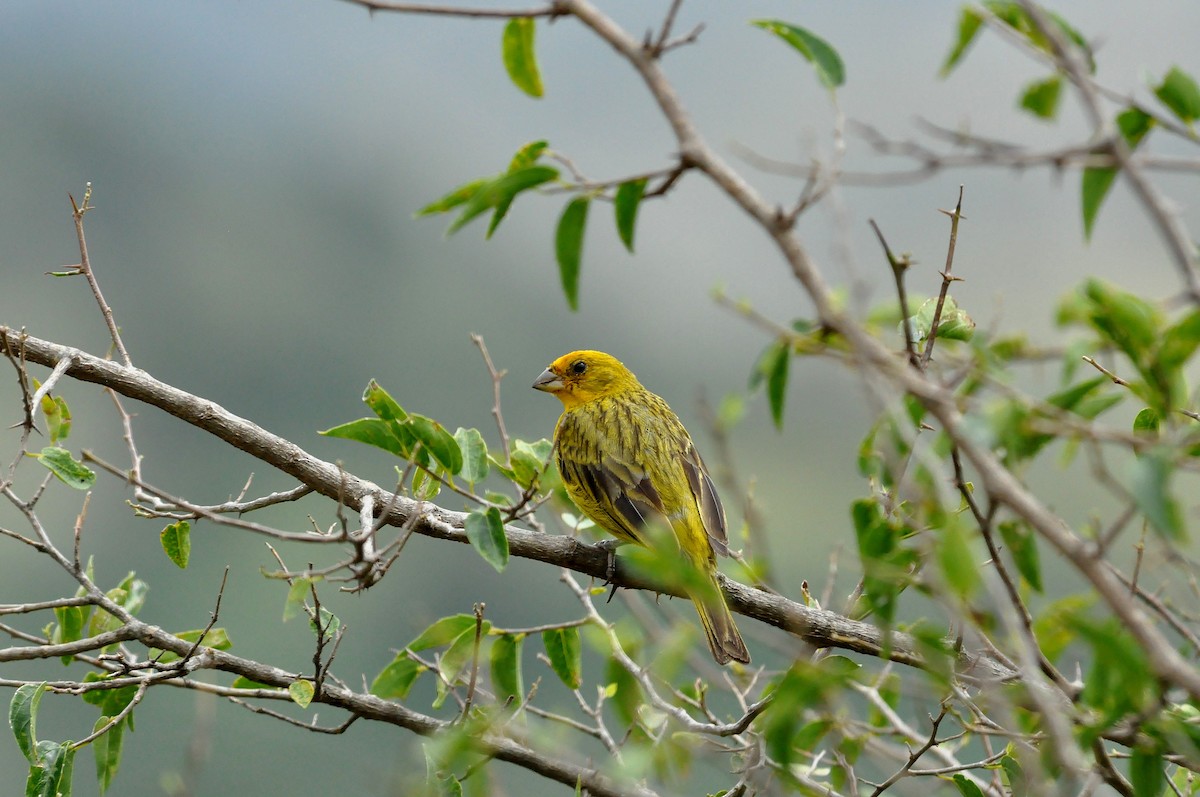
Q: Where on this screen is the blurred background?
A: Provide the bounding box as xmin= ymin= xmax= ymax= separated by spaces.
xmin=1 ymin=1 xmax=1197 ymax=793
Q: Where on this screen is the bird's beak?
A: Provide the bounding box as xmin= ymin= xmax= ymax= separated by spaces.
xmin=532 ymin=368 xmax=562 ymax=392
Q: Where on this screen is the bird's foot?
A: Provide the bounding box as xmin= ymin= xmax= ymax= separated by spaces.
xmin=592 ymin=538 xmax=625 ymax=598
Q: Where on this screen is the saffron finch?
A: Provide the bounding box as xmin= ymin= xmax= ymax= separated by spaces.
xmin=533 ymin=350 xmax=750 ymax=665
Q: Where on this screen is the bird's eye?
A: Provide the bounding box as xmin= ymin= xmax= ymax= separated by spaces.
xmin=570 ymin=360 xmax=588 ymax=375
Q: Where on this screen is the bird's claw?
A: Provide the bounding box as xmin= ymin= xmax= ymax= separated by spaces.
xmin=592 ymin=538 xmax=625 ymax=596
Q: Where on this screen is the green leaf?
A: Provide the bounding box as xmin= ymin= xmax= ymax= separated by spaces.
xmin=1081 ymin=108 xmax=1155 ymax=239
xmin=941 ymin=7 xmax=984 ymax=76
xmin=1019 ymin=75 xmax=1062 ymax=119
xmin=36 ymin=389 xmax=72 ymax=445
xmin=10 ymin=682 xmax=46 ymax=764
xmin=488 ymin=141 xmax=551 ymax=237
xmin=415 ymin=177 xmax=491 ymax=218
xmin=411 ymin=466 xmax=441 ymax=501
xmin=151 ymin=628 xmax=232 ymax=664
xmin=408 ymin=615 xmax=478 ymax=652
xmin=1081 ymin=166 xmax=1117 ymax=241
xmin=1130 ymin=449 xmax=1184 ymax=540
xmin=490 ymin=633 xmax=524 ymax=705
xmin=937 ymin=520 xmax=978 ymax=599
xmin=1133 ymin=408 xmax=1161 ymax=438
xmin=1157 ymin=309 xmax=1200 ymax=373
xmin=998 ymin=521 xmax=1042 ymax=592
xmin=508 ymin=438 xmax=553 ymax=490
xmin=283 ymin=576 xmax=316 ymax=622
xmin=439 ymin=625 xmax=484 ymax=684
xmin=752 ymin=340 xmax=790 ymax=429
xmin=1130 ymin=747 xmax=1164 ymax=797
xmin=288 ymin=680 xmax=315 ymax=708
xmin=508 ymin=140 xmax=548 ymax=171
xmin=453 ymin=427 xmax=489 ymax=484
xmin=465 ymin=508 xmax=509 ymax=573
xmin=1154 ymin=66 xmax=1200 ymax=124
xmin=906 ymin=296 xmax=975 ymax=343
xmin=159 ymin=521 xmax=191 ymax=569
xmin=502 ymin=17 xmax=544 ymax=98
xmin=371 ymin=655 xmax=426 ymax=699
xmin=26 ymin=740 xmax=75 ymax=797
xmin=92 ymin=715 xmax=124 ymax=794
xmin=114 ymin=573 xmax=148 ymax=616
xmin=542 ymin=627 xmax=582 ymax=689
xmin=34 ymin=446 xmax=95 ymax=490
xmin=408 ymin=414 xmax=463 ymax=474
xmin=751 ymin=20 xmax=845 ymax=89
xmin=614 ymin=178 xmax=647 ymax=253
xmin=319 ymin=418 xmax=406 ymax=457
xmin=309 ymin=607 xmax=340 ymax=641
xmin=362 ymin=380 xmax=407 ymax=421
xmin=556 ymin=197 xmax=589 ymax=312
xmin=230 ymin=677 xmax=276 ymax=690
xmin=951 ymin=773 xmax=985 ymax=797
xmin=447 ymin=165 xmax=559 ymax=236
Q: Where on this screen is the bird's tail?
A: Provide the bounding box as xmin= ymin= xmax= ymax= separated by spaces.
xmin=690 ymin=576 xmax=750 ymax=665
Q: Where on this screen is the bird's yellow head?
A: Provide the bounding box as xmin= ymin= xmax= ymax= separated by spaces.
xmin=532 ymin=350 xmax=641 ymax=410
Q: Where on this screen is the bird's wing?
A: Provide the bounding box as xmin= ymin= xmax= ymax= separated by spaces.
xmin=557 ymin=448 xmax=666 ymax=547
xmin=597 ymin=452 xmax=671 ymax=546
xmin=680 ymin=444 xmax=730 ymax=558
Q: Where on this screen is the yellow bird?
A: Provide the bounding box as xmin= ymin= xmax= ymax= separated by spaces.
xmin=533 ymin=350 xmax=750 ymax=665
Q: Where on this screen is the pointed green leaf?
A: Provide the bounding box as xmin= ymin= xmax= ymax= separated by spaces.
xmin=26 ymin=740 xmax=75 ymax=797
xmin=319 ymin=418 xmax=406 ymax=457
xmin=408 ymin=415 xmax=463 ymax=474
xmin=1154 ymin=66 xmax=1200 ymax=124
xmin=751 ymin=20 xmax=844 ymax=89
xmin=941 ymin=7 xmax=984 ymax=76
xmin=289 ymin=679 xmax=315 ymax=708
xmin=415 ymin=177 xmax=491 ymax=218
xmin=159 ymin=520 xmax=191 ymax=570
xmin=92 ymin=714 xmax=124 ymax=794
xmin=951 ymin=773 xmax=985 ymax=797
xmin=753 ymin=340 xmax=790 ymax=429
xmin=448 ymin=165 xmax=559 ymax=236
xmin=614 ymin=178 xmax=648 ymax=253
xmin=508 ymin=140 xmax=548 ymax=171
xmin=439 ymin=625 xmax=486 ymax=684
xmin=34 ymin=446 xmax=95 ymax=490
xmin=1130 ymin=747 xmax=1164 ymax=797
xmin=490 ymin=633 xmax=524 ymax=705
xmin=283 ymin=576 xmax=315 ymax=622
xmin=465 ymin=508 xmax=509 ymax=573
xmin=411 ymin=466 xmax=441 ymax=500
xmin=1081 ymin=166 xmax=1117 ymax=240
xmin=10 ymin=682 xmax=46 ymax=763
xmin=453 ymin=427 xmax=489 ymax=483
xmin=1019 ymin=75 xmax=1062 ymax=119
xmin=556 ymin=196 xmax=589 ymax=312
xmin=1158 ymin=309 xmax=1200 ymax=373
xmin=937 ymin=520 xmax=978 ymax=599
xmin=371 ymin=655 xmax=426 ymax=699
xmin=1081 ymin=108 xmax=1154 ymax=239
xmin=37 ymin=390 xmax=72 ymax=446
xmin=407 ymin=615 xmax=478 ymax=652
xmin=502 ymin=18 xmax=544 ymax=98
xmin=363 ymin=380 xmax=407 ymax=421
xmin=1130 ymin=450 xmax=1184 ymax=540
xmin=998 ymin=521 xmax=1042 ymax=592
xmin=542 ymin=627 xmax=582 ymax=689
